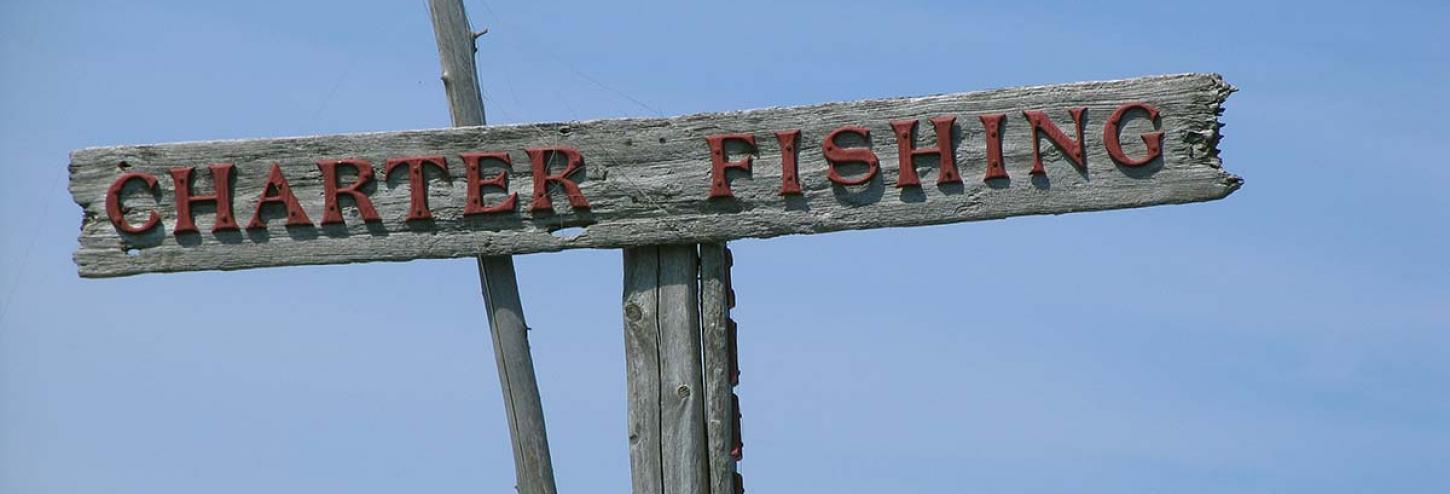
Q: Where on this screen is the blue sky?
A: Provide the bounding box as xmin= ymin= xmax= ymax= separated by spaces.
xmin=1 ymin=0 xmax=1446 ymax=492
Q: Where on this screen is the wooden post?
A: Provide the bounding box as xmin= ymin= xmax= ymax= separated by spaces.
xmin=699 ymin=243 xmax=740 ymax=494
xmin=623 ymin=245 xmax=709 ymax=494
xmin=426 ymin=1 xmax=557 ymax=493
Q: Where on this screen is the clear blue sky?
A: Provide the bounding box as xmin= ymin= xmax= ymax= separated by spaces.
xmin=2 ymin=0 xmax=1446 ymax=492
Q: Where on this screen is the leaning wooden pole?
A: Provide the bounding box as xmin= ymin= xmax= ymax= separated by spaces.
xmin=426 ymin=1 xmax=557 ymax=493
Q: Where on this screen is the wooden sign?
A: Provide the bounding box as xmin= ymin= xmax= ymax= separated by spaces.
xmin=69 ymin=73 xmax=1237 ymax=278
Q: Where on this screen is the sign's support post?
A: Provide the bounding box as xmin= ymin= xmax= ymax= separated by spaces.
xmin=426 ymin=1 xmax=557 ymax=493
xmin=699 ymin=243 xmax=742 ymax=494
xmin=624 ymin=245 xmax=707 ymax=494
xmin=624 ymin=243 xmax=741 ymax=494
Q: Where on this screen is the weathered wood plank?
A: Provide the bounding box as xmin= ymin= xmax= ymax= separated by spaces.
xmin=71 ymin=73 xmax=1237 ymax=277
xmin=623 ymin=247 xmax=663 ymax=494
xmin=625 ymin=245 xmax=712 ymax=494
xmin=657 ymin=244 xmax=708 ymax=494
xmin=426 ymin=2 xmax=557 ymax=493
xmin=698 ymin=243 xmax=736 ymax=494
xmin=475 ymin=257 xmax=555 ymax=493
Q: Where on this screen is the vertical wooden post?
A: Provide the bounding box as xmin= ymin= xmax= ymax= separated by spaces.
xmin=699 ymin=243 xmax=740 ymax=494
xmin=623 ymin=245 xmax=710 ymax=494
xmin=426 ymin=2 xmax=557 ymax=493
xmin=658 ymin=245 xmax=708 ymax=493
xmin=623 ymin=247 xmax=664 ymax=494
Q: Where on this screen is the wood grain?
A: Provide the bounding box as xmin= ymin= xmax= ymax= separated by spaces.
xmin=699 ymin=243 xmax=737 ymax=494
xmin=624 ymin=245 xmax=711 ymax=494
xmin=427 ymin=2 xmax=556 ymax=493
xmin=623 ymin=247 xmax=664 ymax=494
xmin=657 ymin=245 xmax=708 ymax=494
xmin=71 ymin=73 xmax=1237 ymax=278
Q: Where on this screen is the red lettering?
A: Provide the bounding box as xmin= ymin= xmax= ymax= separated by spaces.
xmin=1103 ymin=102 xmax=1163 ymax=167
xmin=105 ymin=171 xmax=161 ymax=234
xmin=247 ymin=163 xmax=312 ymax=229
xmin=170 ymin=164 xmax=238 ymax=234
xmin=979 ymin=114 xmax=1008 ymax=181
xmin=706 ymin=133 xmax=756 ymax=199
xmin=461 ymin=151 xmax=518 ymax=214
xmin=774 ymin=130 xmax=803 ymax=195
xmin=1023 ymin=108 xmax=1087 ymax=175
xmin=526 ymin=146 xmax=590 ymax=212
xmin=384 ymin=156 xmax=450 ymax=221
xmin=822 ymin=126 xmax=879 ymax=186
xmin=890 ymin=116 xmax=959 ymax=187
xmin=316 ymin=159 xmax=380 ymax=225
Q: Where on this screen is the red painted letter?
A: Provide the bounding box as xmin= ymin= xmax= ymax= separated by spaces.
xmin=526 ymin=146 xmax=590 ymax=212
xmin=1103 ymin=102 xmax=1163 ymax=167
xmin=247 ymin=163 xmax=313 ymax=229
xmin=979 ymin=114 xmax=1008 ymax=181
xmin=461 ymin=151 xmax=518 ymax=214
xmin=1023 ymin=108 xmax=1087 ymax=175
xmin=170 ymin=164 xmax=238 ymax=234
xmin=822 ymin=126 xmax=879 ymax=186
xmin=105 ymin=172 xmax=161 ymax=234
xmin=705 ymin=133 xmax=756 ymax=199
xmin=889 ymin=116 xmax=959 ymax=187
xmin=775 ymin=130 xmax=803 ymax=195
xmin=316 ymin=159 xmax=380 ymax=225
xmin=384 ymin=156 xmax=450 ymax=221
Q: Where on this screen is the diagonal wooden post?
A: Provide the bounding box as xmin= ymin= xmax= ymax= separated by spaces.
xmin=426 ymin=1 xmax=557 ymax=493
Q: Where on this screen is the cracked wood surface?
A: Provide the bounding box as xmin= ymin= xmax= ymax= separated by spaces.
xmin=70 ymin=73 xmax=1238 ymax=278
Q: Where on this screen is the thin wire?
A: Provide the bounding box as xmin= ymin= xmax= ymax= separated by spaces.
xmin=480 ymin=86 xmax=520 ymax=123
xmin=468 ymin=0 xmax=682 ymax=235
xmin=557 ymin=63 xmax=665 ymax=118
xmin=311 ymin=56 xmax=354 ymax=125
xmin=474 ymin=0 xmax=665 ymax=118
xmin=543 ymin=85 xmax=683 ymax=235
xmin=0 ymin=168 xmax=64 ymax=327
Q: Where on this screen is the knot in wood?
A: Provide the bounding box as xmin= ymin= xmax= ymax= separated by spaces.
xmin=675 ymin=384 xmax=691 ymax=398
xmin=624 ymin=303 xmax=642 ymax=322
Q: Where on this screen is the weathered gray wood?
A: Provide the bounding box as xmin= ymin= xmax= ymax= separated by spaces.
xmin=698 ymin=243 xmax=736 ymax=494
xmin=475 ymin=257 xmax=555 ymax=494
xmin=623 ymin=247 xmax=663 ymax=494
xmin=428 ymin=0 xmax=486 ymax=127
xmin=624 ymin=245 xmax=710 ymax=494
xmin=427 ymin=2 xmax=556 ymax=493
xmin=657 ymin=244 xmax=708 ymax=494
xmin=71 ymin=73 xmax=1238 ymax=278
